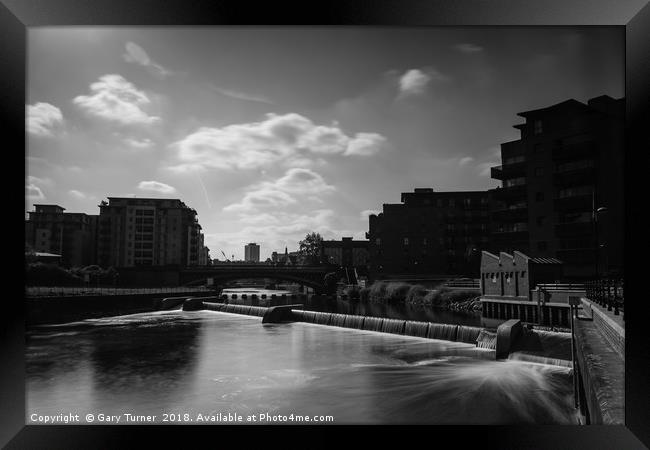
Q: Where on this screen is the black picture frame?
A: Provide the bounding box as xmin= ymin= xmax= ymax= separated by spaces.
xmin=3 ymin=0 xmax=649 ymax=448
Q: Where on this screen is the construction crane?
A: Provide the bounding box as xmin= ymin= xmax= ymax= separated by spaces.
xmin=220 ymin=250 xmax=230 ymax=262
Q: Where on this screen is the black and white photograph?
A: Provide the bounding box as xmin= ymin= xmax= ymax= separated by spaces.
xmin=23 ymin=25 xmax=628 ymax=428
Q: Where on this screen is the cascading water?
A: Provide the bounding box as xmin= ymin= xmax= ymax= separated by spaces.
xmin=362 ymin=317 xmax=384 ymax=332
xmin=456 ymin=325 xmax=482 ymax=344
xmin=330 ymin=313 xmax=347 ymax=327
xmin=381 ymin=319 xmax=406 ymax=335
xmin=476 ymin=329 xmax=497 ymax=350
xmin=404 ymin=321 xmax=429 ymax=338
xmin=313 ymin=312 xmax=332 ymax=325
xmin=343 ymin=315 xmax=365 ymax=329
xmin=428 ymin=323 xmax=458 ymax=342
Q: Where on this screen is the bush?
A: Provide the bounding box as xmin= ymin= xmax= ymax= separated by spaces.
xmin=359 ymin=287 xmax=371 ymax=302
xmin=324 ymin=272 xmax=341 ymax=295
xmin=344 ymin=285 xmax=361 ymax=300
xmin=421 ymin=288 xmax=479 ymax=308
xmin=405 ymin=284 xmax=428 ymax=304
xmin=26 ymin=263 xmax=84 ymax=287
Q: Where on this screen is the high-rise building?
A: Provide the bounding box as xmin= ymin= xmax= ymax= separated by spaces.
xmin=25 ymin=204 xmax=98 ymax=268
xmin=366 ymin=188 xmax=491 ymax=279
xmin=489 ymin=95 xmax=624 ymax=278
xmin=96 ymin=197 xmax=208 ymax=268
xmin=244 ymin=243 xmax=260 ymax=262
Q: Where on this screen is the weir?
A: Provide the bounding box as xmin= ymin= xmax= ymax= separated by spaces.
xmin=181 ymin=301 xmax=576 ymax=369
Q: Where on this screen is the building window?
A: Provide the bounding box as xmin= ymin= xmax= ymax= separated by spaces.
xmin=534 ymin=119 xmax=543 ymax=135
xmin=521 ymin=271 xmax=526 ymax=278
xmin=534 ymin=167 xmax=544 ymax=176
xmin=533 ymin=143 xmax=543 ymax=154
xmin=403 ymin=237 xmax=409 ymax=246
xmin=537 ymin=241 xmax=548 ymax=251
xmin=375 ymin=238 xmax=381 ymax=246
xmin=535 ymin=192 xmax=544 ymax=202
xmin=423 ymin=237 xmax=428 ymax=245
xmin=536 ymin=216 xmax=545 ymax=226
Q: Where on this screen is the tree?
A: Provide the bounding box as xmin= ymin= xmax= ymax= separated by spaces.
xmin=324 ymin=272 xmax=341 ymax=295
xmin=298 ymin=232 xmax=323 ymax=265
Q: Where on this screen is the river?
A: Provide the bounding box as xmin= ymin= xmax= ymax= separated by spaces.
xmin=26 ymin=308 xmax=577 ymax=425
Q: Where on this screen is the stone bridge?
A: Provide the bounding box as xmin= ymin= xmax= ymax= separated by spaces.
xmin=178 ymin=265 xmax=333 ymax=293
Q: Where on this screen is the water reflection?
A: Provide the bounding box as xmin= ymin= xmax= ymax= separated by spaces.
xmin=26 ymin=310 xmax=575 ymax=424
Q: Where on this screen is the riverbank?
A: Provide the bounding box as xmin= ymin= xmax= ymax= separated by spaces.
xmin=348 ymin=281 xmax=482 ymax=313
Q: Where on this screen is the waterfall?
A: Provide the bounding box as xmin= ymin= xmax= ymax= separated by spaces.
xmin=404 ymin=321 xmax=430 ymax=338
xmin=299 ymin=311 xmax=317 ymax=323
xmin=248 ymin=306 xmax=267 ymax=317
xmin=476 ymin=329 xmax=497 ymax=349
xmin=313 ymin=312 xmax=332 ymax=325
xmin=330 ymin=313 xmax=347 ymax=327
xmin=380 ymin=318 xmax=406 ymax=335
xmin=428 ymin=323 xmax=458 ymax=342
xmin=362 ymin=317 xmax=384 ymax=332
xmin=203 ymin=302 xmax=225 ymax=312
xmin=343 ymin=315 xmax=365 ymax=329
xmin=456 ymin=325 xmax=483 ymax=344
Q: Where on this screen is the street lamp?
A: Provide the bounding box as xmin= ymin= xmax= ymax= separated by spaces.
xmin=593 ymin=206 xmax=608 ymax=278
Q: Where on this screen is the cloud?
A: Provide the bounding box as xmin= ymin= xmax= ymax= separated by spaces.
xmin=397 ymin=68 xmax=449 ymax=98
xmin=455 ymin=43 xmax=484 ymax=53
xmin=477 ymin=161 xmax=498 ymax=177
xmin=223 ymin=168 xmax=335 ymax=214
xmin=124 ymin=137 xmax=155 ymax=149
xmin=27 ymin=102 xmax=63 ymax=137
xmin=73 ymin=74 xmax=160 ymax=125
xmin=26 ymin=183 xmax=45 ymax=200
xmin=68 ymin=190 xmax=87 ymax=199
xmin=459 ymin=156 xmax=475 ymax=166
xmin=360 ymin=209 xmax=380 ymax=220
xmin=170 ymin=113 xmax=386 ymax=172
xmin=137 ymin=180 xmax=177 ymax=194
xmin=209 ymin=85 xmax=272 ymax=104
xmin=345 ymin=133 xmax=386 ymax=156
xmin=123 ymin=42 xmax=172 ymax=78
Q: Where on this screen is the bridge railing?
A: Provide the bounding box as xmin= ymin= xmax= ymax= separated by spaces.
xmin=536 ymin=283 xmax=586 ymax=291
xmin=25 ymin=286 xmax=213 ymax=298
xmin=584 ymin=278 xmax=624 ymax=319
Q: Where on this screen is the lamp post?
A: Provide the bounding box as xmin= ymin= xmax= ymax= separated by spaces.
xmin=593 ymin=205 xmax=608 ymax=278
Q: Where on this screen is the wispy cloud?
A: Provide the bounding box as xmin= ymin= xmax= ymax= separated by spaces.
xmin=68 ymin=189 xmax=88 ymax=199
xmin=209 ymin=84 xmax=272 ymax=104
xmin=26 ymin=183 xmax=45 ymax=201
xmin=454 ymin=43 xmax=484 ymax=53
xmin=124 ymin=137 xmax=155 ymax=149
xmin=459 ymin=156 xmax=475 ymax=166
xmin=360 ymin=209 xmax=380 ymax=220
xmin=73 ymin=74 xmax=160 ymax=125
xmin=137 ymin=180 xmax=177 ymax=194
xmin=27 ymin=102 xmax=63 ymax=137
xmin=123 ymin=42 xmax=173 ymax=78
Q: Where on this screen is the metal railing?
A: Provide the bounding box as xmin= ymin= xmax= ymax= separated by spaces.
xmin=536 ymin=283 xmax=586 ymax=291
xmin=25 ymin=286 xmax=213 ymax=298
xmin=585 ymin=278 xmax=624 ymax=318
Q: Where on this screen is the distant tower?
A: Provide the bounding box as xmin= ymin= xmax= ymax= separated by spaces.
xmin=244 ymin=243 xmax=260 ymax=262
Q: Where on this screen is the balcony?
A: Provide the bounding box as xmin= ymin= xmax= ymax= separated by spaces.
xmin=490 ymin=161 xmax=526 ymax=180
xmin=554 ymin=194 xmax=592 ymax=211
xmin=492 ymin=184 xmax=527 ymax=200
xmin=490 ymin=206 xmax=528 ymax=221
xmin=553 ymin=167 xmax=596 ymax=187
xmin=555 ymin=221 xmax=593 ymax=238
xmin=552 ymin=141 xmax=596 ymax=161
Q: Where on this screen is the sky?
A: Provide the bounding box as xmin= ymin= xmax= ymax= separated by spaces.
xmin=26 ymin=27 xmax=623 ymax=261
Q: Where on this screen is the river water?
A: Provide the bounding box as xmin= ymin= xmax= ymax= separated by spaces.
xmin=26 ymin=308 xmax=577 ymax=425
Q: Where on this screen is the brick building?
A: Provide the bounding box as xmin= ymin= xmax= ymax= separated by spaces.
xmin=96 ymin=197 xmax=209 ymax=268
xmin=490 ymin=95 xmax=624 ymax=278
xmin=366 ymin=188 xmax=491 ymax=280
xmin=25 ymin=204 xmax=98 ymax=268
xmin=320 ymin=237 xmax=369 ymax=275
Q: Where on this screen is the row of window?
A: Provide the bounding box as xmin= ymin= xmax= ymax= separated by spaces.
xmin=483 ymin=271 xmax=527 ymax=280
